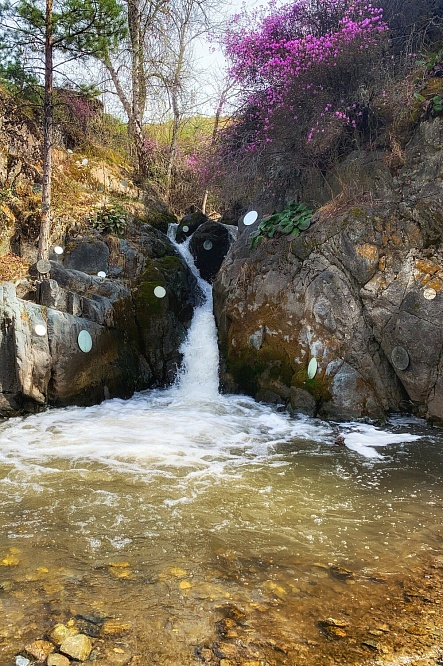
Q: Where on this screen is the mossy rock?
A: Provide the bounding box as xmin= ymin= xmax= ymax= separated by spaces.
xmin=134 ymin=254 xmax=195 ymax=327
xmin=134 ymin=279 xmax=166 ymax=316
xmin=226 ymin=345 xmax=294 ymax=398
xmin=291 ymin=368 xmax=332 ymax=402
xmin=147 ymin=211 xmax=178 ymax=234
xmin=227 ymin=354 xmax=266 ymax=396
xmin=137 ymin=254 xmax=183 ymax=282
xmin=176 ymin=211 xmax=209 ymax=243
xmin=157 ymin=254 xmax=183 ymax=273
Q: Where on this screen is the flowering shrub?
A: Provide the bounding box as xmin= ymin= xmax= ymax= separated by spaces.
xmin=213 ymin=0 xmax=389 ymax=207
xmin=224 ymin=0 xmax=387 ymax=141
xmin=54 ymin=88 xmax=102 ymax=149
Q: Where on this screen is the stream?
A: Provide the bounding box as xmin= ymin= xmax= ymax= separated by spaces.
xmin=0 ymin=232 xmax=442 ymax=665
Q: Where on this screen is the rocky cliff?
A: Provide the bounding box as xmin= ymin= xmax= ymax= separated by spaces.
xmin=213 ymin=118 xmax=443 ymax=423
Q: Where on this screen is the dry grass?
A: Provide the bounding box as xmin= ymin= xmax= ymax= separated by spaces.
xmin=317 ymin=190 xmax=382 ymax=224
xmin=0 ymin=253 xmax=30 ymax=282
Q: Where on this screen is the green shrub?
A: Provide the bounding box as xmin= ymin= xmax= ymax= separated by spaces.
xmin=91 ymin=204 xmax=128 ymax=235
xmin=250 ymin=202 xmax=314 ymax=249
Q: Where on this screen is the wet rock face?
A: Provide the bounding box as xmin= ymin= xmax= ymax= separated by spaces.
xmin=132 ymin=235 xmax=199 ymax=386
xmin=0 ymin=225 xmax=197 ymax=416
xmin=213 ymin=118 xmax=443 ymax=422
xmin=189 ymin=221 xmax=238 ymax=283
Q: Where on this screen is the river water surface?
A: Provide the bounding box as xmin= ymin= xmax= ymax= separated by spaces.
xmin=0 ymin=236 xmax=442 ymax=665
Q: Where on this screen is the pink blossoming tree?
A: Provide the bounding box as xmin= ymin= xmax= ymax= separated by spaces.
xmin=213 ymin=0 xmax=389 ymax=208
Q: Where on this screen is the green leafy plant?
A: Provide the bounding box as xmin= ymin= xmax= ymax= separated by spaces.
xmin=414 ymin=92 xmax=443 ymax=117
xmin=91 ymin=205 xmax=127 ymax=235
xmin=431 ymin=94 xmax=443 ymax=113
xmin=417 ymin=50 xmax=443 ymax=76
xmin=250 ymin=202 xmax=314 ymax=249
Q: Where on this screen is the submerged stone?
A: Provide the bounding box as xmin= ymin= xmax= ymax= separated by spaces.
xmin=169 ymin=567 xmax=188 ymax=578
xmin=50 ymin=623 xmax=79 ymax=646
xmin=15 ymin=657 xmax=31 ymax=666
xmin=60 ymin=634 xmax=92 ymax=661
xmin=102 ymin=620 xmax=132 ymax=636
xmin=25 ymin=639 xmax=55 ymax=660
xmin=47 ymin=655 xmax=71 ymax=666
xmin=405 ymin=625 xmax=429 ymax=636
xmin=1 ymin=549 xmax=20 ymax=566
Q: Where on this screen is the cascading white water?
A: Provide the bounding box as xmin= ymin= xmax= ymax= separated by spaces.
xmin=167 ymin=225 xmax=220 ymax=400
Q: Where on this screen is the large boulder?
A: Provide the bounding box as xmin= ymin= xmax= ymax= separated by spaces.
xmin=63 ymin=238 xmax=110 ymax=274
xmin=175 ymin=210 xmax=209 ymax=243
xmin=214 ymin=118 xmax=443 ymax=422
xmin=189 ymin=221 xmax=237 ymax=283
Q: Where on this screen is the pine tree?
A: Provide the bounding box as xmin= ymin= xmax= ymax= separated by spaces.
xmin=0 ymin=0 xmax=127 ymax=260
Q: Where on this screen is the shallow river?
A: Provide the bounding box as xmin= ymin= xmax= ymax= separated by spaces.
xmin=0 ymin=237 xmax=442 ymax=665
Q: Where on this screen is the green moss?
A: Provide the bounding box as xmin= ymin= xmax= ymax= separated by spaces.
xmin=291 ymin=368 xmax=332 ymax=402
xmin=267 ymin=356 xmax=293 ymax=385
xmin=135 ymin=280 xmax=165 ymax=315
xmin=147 ymin=212 xmax=178 ymax=234
xmin=226 ymin=344 xmax=294 ymax=397
xmin=137 ymin=255 xmax=182 ymax=288
xmin=138 ymin=259 xmax=163 ymax=283
xmin=157 ymin=255 xmax=182 ymax=272
xmin=227 ymin=354 xmax=266 ymax=396
xmin=134 ymin=255 xmax=183 ymax=318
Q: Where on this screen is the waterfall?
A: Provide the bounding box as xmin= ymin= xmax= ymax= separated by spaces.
xmin=167 ymin=225 xmax=220 ymax=401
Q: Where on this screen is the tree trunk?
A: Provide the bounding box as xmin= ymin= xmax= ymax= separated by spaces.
xmin=38 ymin=0 xmax=53 ymax=261
xmin=202 ymin=85 xmax=230 ymax=214
xmin=165 ymin=87 xmax=180 ymax=201
xmin=165 ymin=19 xmax=187 ymax=201
xmin=127 ymin=0 xmax=147 ymax=178
xmin=105 ymin=56 xmax=148 ymax=180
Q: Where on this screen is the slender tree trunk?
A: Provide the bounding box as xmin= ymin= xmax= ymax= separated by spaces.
xmin=165 ymin=87 xmax=180 ymax=201
xmin=105 ymin=56 xmax=148 ymax=180
xmin=38 ymin=0 xmax=53 ymax=261
xmin=128 ymin=0 xmax=140 ymax=117
xmin=201 ymin=187 xmax=208 ymax=214
xmin=202 ymin=86 xmax=229 ymax=214
xmin=128 ymin=0 xmax=145 ymax=177
xmin=165 ymin=21 xmax=187 ymax=201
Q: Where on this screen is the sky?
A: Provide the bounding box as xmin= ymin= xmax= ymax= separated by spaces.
xmin=97 ymin=0 xmax=280 ymax=120
xmin=192 ymin=0 xmax=277 ymax=116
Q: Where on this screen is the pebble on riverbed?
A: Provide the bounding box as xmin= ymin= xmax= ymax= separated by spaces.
xmin=102 ymin=620 xmax=132 ymax=636
xmin=15 ymin=657 xmax=31 ymax=666
xmin=0 ymin=547 xmax=20 ymax=566
xmin=59 ymin=634 xmax=93 ymax=661
xmin=25 ymin=639 xmax=55 ymax=660
xmin=47 ymin=654 xmax=71 ymax=666
xmin=16 ymin=616 xmax=134 ymax=666
xmin=318 ymin=617 xmax=349 ymax=639
xmin=50 ymin=623 xmax=79 ymax=645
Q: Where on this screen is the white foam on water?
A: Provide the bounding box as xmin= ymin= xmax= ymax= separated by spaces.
xmin=343 ymin=423 xmax=422 ymax=459
xmin=0 ymin=390 xmax=332 ymax=478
